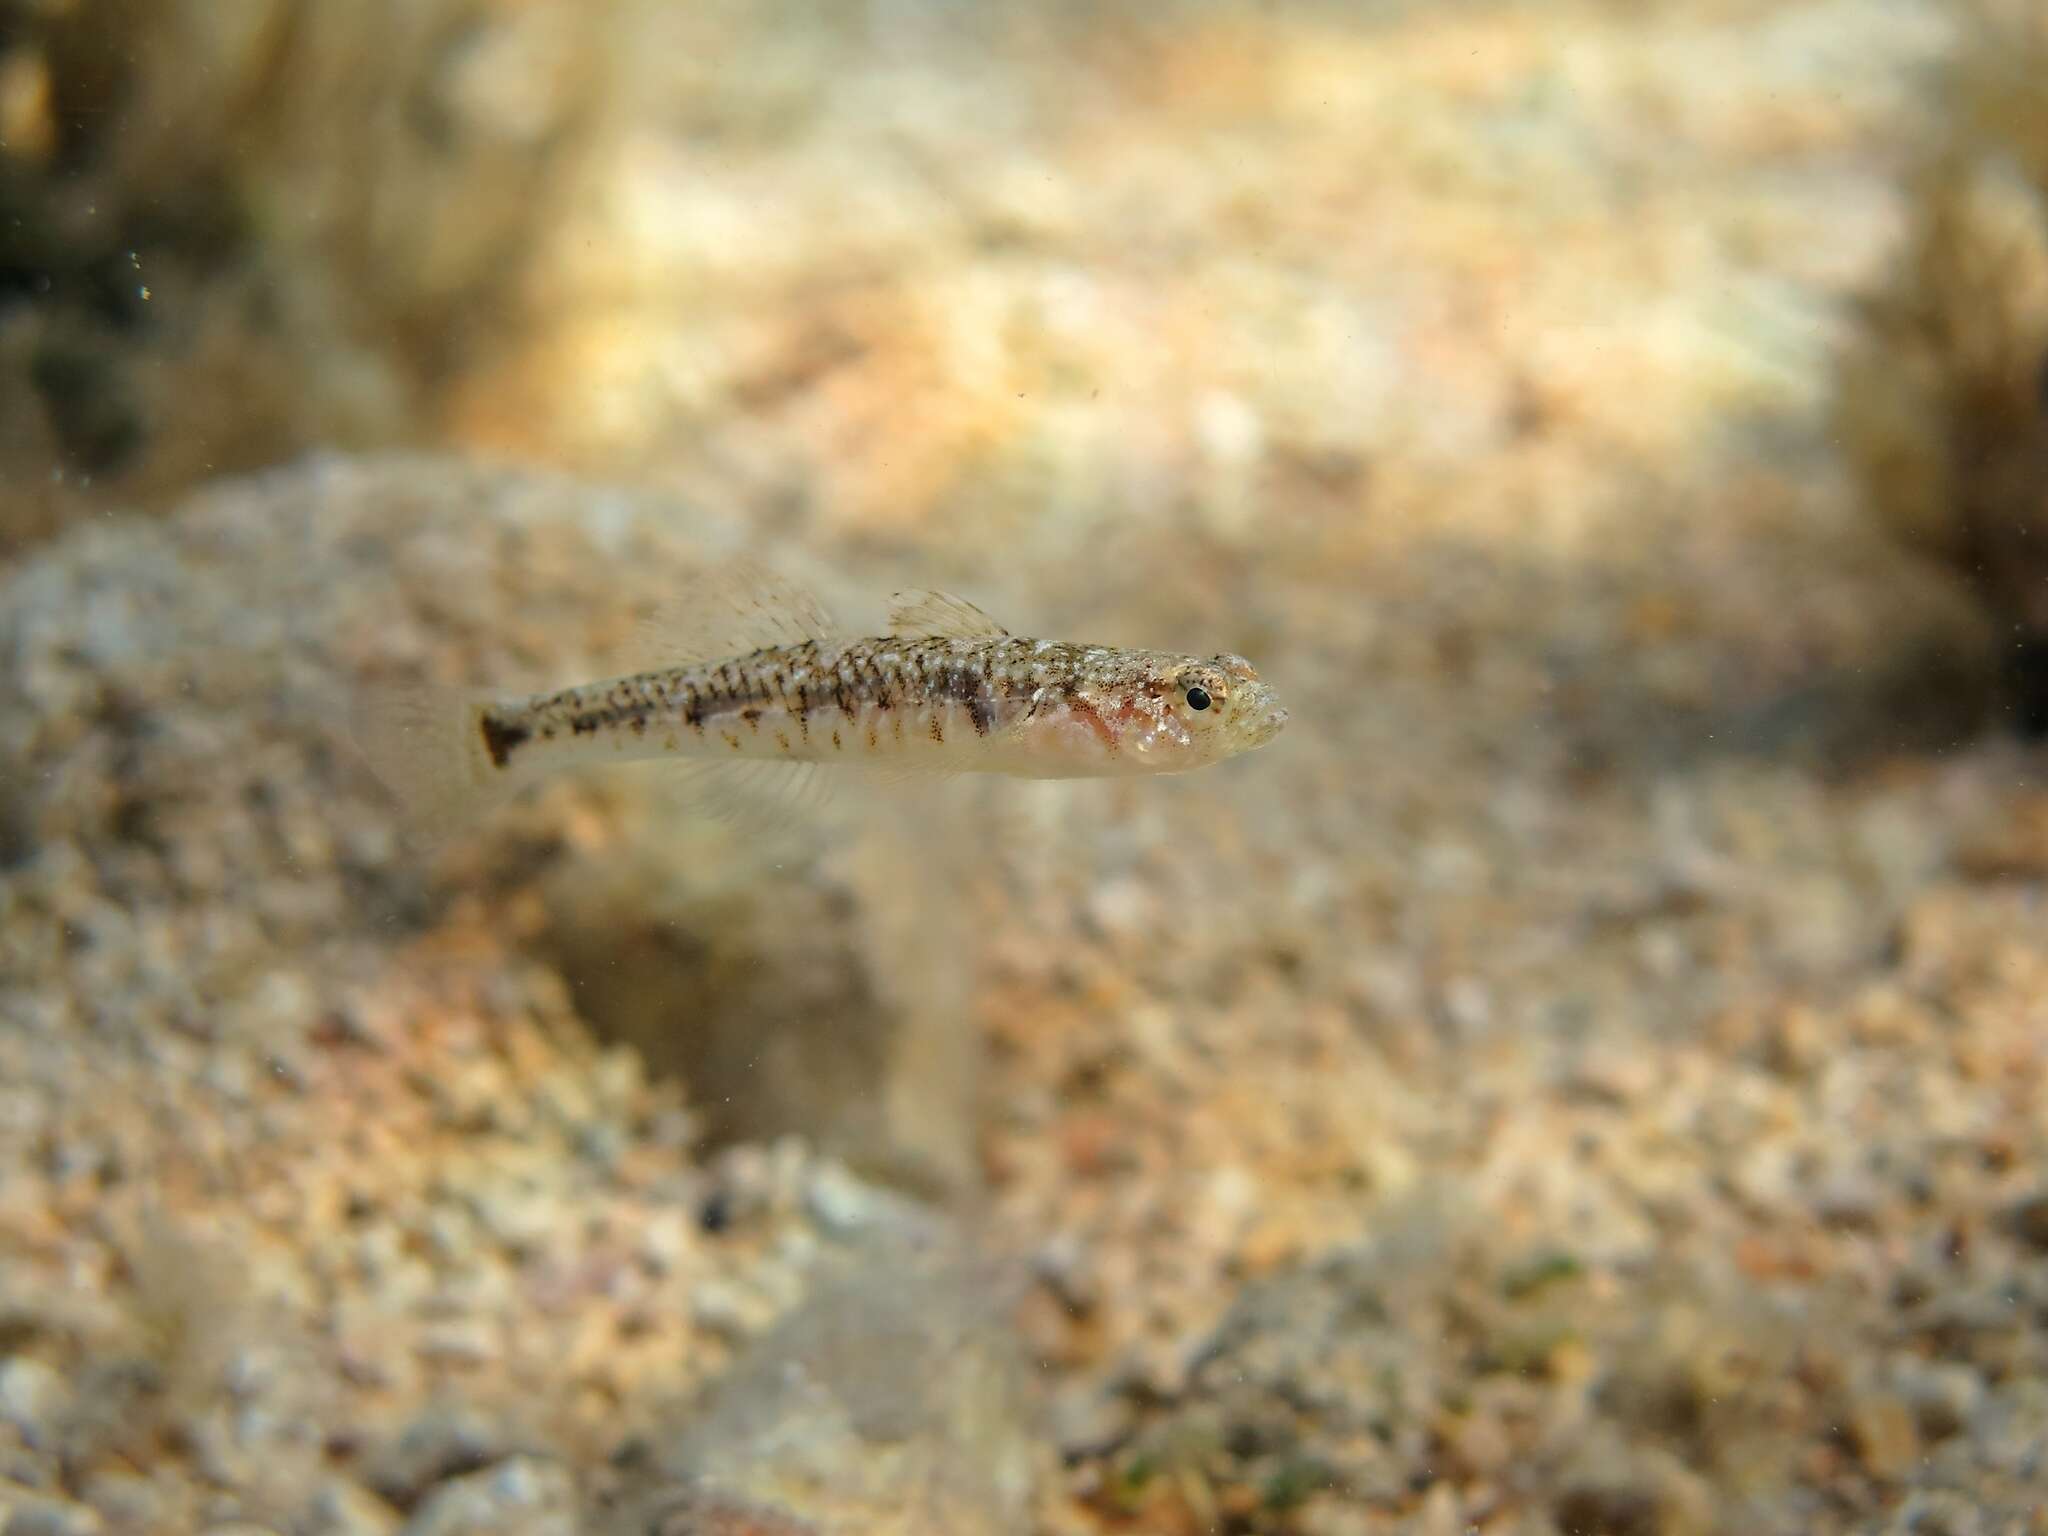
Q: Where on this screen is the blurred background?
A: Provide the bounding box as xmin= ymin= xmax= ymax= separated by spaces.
xmin=1 ymin=1 xmax=2045 ymax=1533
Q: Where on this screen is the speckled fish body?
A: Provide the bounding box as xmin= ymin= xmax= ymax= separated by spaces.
xmin=351 ymin=583 xmax=1286 ymax=833
xmin=478 ymin=633 xmax=1287 ymax=783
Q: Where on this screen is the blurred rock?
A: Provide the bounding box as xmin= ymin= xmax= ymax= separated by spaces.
xmin=301 ymin=1481 xmax=402 ymax=1536
xmin=365 ymin=1405 xmax=515 ymax=1507
xmin=623 ymin=1245 xmax=1037 ymax=1536
xmin=0 ymin=0 xmax=605 ymax=547
xmin=1833 ymin=0 xmax=2048 ymax=734
xmin=0 ymin=1361 xmax=63 ymax=1443
xmin=1847 ymin=1391 xmax=1921 ymax=1481
xmin=398 ymin=1457 xmax=573 ymax=1536
xmin=2002 ymin=1190 xmax=2048 ymax=1253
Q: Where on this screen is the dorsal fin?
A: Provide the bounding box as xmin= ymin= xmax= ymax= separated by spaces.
xmin=885 ymin=589 xmax=1009 ymax=641
xmin=625 ymin=559 xmax=840 ymax=670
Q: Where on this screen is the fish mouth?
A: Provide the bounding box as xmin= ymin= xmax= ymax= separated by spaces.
xmin=1240 ymin=695 xmax=1289 ymax=749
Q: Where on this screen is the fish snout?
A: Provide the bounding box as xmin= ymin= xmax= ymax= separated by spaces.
xmin=1235 ymin=685 xmax=1288 ymax=750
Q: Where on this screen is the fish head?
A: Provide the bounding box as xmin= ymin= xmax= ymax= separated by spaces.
xmin=1096 ymin=649 xmax=1288 ymax=773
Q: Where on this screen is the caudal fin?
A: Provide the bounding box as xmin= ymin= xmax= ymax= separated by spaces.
xmin=348 ymin=682 xmax=509 ymax=842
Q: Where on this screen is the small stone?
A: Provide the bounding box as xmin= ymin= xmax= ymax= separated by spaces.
xmin=1031 ymin=1233 xmax=1102 ymax=1316
xmin=1849 ymin=1392 xmax=1920 ymax=1480
xmin=0 ymin=1362 xmax=64 ymax=1442
xmin=1898 ymin=1362 xmax=1984 ymax=1442
xmin=301 ymin=1480 xmax=400 ymax=1536
xmin=690 ymin=1281 xmax=770 ymax=1342
xmin=1813 ymin=1173 xmax=1882 ymax=1231
xmin=2 ymin=1493 xmax=102 ymax=1536
xmin=800 ymin=1163 xmax=876 ymax=1236
xmin=1551 ymin=1481 xmax=1664 ymax=1536
xmin=398 ymin=1457 xmax=573 ymax=1536
xmin=1884 ymin=1491 xmax=1985 ymax=1536
xmin=636 ymin=1210 xmax=691 ymax=1276
xmin=414 ymin=1319 xmax=497 ymax=1368
xmin=625 ymin=1486 xmax=820 ymax=1536
xmin=1048 ymin=1381 xmax=1134 ymax=1460
xmin=469 ymin=1182 xmax=556 ymax=1253
xmin=364 ymin=1407 xmax=508 ymax=1505
xmin=71 ymin=1473 xmax=162 ymax=1533
xmin=2001 ymin=1191 xmax=2048 ymax=1253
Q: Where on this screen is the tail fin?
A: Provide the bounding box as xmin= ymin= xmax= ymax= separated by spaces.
xmin=348 ymin=682 xmax=511 ymax=844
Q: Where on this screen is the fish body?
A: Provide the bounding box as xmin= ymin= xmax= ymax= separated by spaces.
xmin=352 ymin=583 xmax=1286 ymax=832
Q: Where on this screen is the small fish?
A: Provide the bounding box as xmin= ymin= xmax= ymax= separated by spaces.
xmin=351 ymin=572 xmax=1287 ymax=834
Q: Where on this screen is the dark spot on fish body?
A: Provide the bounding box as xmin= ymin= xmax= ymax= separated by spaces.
xmin=864 ymin=657 xmax=893 ymax=707
xmin=740 ymin=707 xmax=762 ymax=730
xmin=933 ymin=659 xmax=994 ymax=737
xmin=630 ymin=716 xmax=647 ymax=736
xmin=929 ymin=713 xmax=945 ymax=744
xmin=571 ymin=713 xmax=602 ymax=736
xmin=683 ymin=689 xmax=707 ymax=728
xmin=774 ymin=731 xmax=791 ymax=752
xmin=480 ymin=712 xmax=532 ymax=769
xmin=831 ymin=728 xmax=843 ymax=751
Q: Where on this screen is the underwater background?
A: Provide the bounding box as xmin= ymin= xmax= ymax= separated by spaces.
xmin=2 ymin=1 xmax=2046 ymax=1532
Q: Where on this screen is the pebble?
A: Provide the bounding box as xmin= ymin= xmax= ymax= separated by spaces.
xmin=72 ymin=1474 xmax=167 ymax=1533
xmin=0 ymin=1362 xmax=63 ymax=1442
xmin=397 ymin=1457 xmax=573 ymax=1536
xmin=2001 ymin=1191 xmax=2048 ymax=1253
xmin=800 ymin=1163 xmax=877 ymax=1236
xmin=414 ymin=1320 xmax=497 ymax=1368
xmin=1048 ymin=1381 xmax=1135 ymax=1460
xmin=1885 ymin=1491 xmax=1985 ymax=1536
xmin=1894 ymin=1360 xmax=1985 ymax=1442
xmin=365 ymin=1407 xmax=510 ymax=1505
xmin=689 ymin=1280 xmax=772 ymax=1342
xmin=1849 ymin=1392 xmax=1921 ymax=1480
xmin=1 ymin=1494 xmax=102 ymax=1536
xmin=301 ymin=1481 xmax=401 ymax=1536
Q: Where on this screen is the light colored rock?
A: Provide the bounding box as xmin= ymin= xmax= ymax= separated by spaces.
xmin=301 ymin=1481 xmax=401 ymax=1536
xmin=0 ymin=1360 xmax=64 ymax=1442
xmin=398 ymin=1457 xmax=574 ymax=1536
xmin=1 ymin=1493 xmax=102 ymax=1536
xmin=649 ymin=1247 xmax=1036 ymax=1536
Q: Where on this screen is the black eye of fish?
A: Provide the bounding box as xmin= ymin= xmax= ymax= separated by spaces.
xmin=1185 ymin=685 xmax=1212 ymax=711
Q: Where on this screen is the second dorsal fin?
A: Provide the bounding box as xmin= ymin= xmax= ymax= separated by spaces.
xmin=886 ymin=589 xmax=1010 ymax=641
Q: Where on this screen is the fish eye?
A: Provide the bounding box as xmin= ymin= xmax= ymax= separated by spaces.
xmin=1184 ymin=685 xmax=1212 ymax=712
